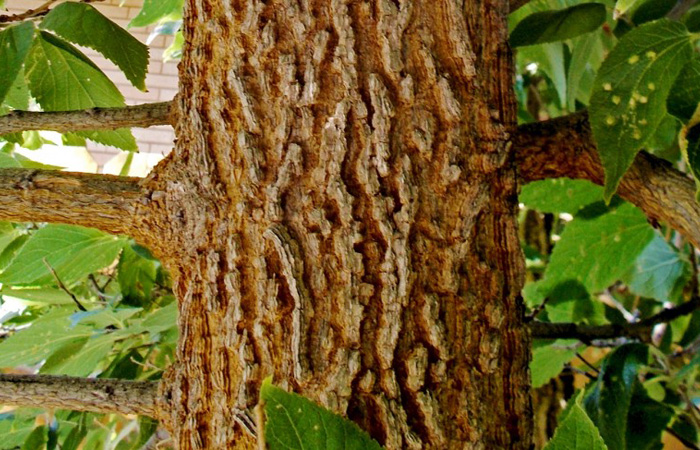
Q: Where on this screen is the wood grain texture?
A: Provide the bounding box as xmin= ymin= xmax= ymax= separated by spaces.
xmin=0 ymin=374 xmax=159 ymax=418
xmin=0 ymin=168 xmax=144 ymax=237
xmin=143 ymin=0 xmax=532 ymax=448
xmin=0 ymin=102 xmax=173 ymax=135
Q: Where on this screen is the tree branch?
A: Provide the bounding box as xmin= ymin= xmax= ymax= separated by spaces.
xmin=0 ymin=0 xmax=106 ymax=25
xmin=513 ymin=111 xmax=700 ymax=249
xmin=530 ymin=296 xmax=700 ymax=341
xmin=0 ymin=374 xmax=159 ymax=418
xmin=0 ymin=169 xmax=143 ymax=236
xmin=0 ymin=102 xmax=173 ymax=135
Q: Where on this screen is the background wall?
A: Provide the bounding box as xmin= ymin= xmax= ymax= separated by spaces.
xmin=3 ymin=0 xmax=179 ymax=173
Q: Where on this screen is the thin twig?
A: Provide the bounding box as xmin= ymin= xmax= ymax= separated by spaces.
xmin=575 ymin=353 xmax=600 ymax=374
xmin=530 ymin=296 xmax=700 ymax=341
xmin=42 ymin=258 xmax=87 ymax=311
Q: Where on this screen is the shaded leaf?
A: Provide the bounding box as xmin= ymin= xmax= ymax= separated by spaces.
xmin=510 ymin=3 xmax=606 ymax=47
xmin=589 ymin=20 xmax=693 ymax=200
xmin=261 ymin=377 xmax=384 ymax=450
xmin=41 ymin=3 xmax=149 ymax=91
xmin=584 ymin=343 xmax=649 ymax=450
xmin=667 ymin=58 xmax=700 ymax=123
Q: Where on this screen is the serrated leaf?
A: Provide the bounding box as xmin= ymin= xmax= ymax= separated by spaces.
xmin=544 ymin=401 xmax=607 ymax=450
xmin=542 ymin=203 xmax=655 ymax=294
xmin=0 ymin=224 xmax=127 ymax=286
xmin=667 ymin=58 xmax=700 ymax=123
xmin=129 ymin=0 xmax=184 ymax=28
xmin=41 ymin=3 xmax=149 ymax=91
xmin=589 ymin=20 xmax=693 ymax=201
xmin=510 ymin=3 xmax=606 ymax=47
xmin=0 ymin=22 xmax=34 ymax=106
xmin=24 ymin=31 xmax=126 ymax=110
xmin=261 ymin=378 xmax=384 ymax=450
xmin=531 ymin=340 xmax=578 ymax=388
xmin=621 ymin=234 xmax=689 ymax=302
xmin=520 ymin=178 xmax=604 ymax=214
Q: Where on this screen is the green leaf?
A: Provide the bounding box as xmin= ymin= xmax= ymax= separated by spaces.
xmin=0 ymin=308 xmax=93 ymax=368
xmin=510 ymin=3 xmax=606 ymax=47
xmin=544 ymin=398 xmax=607 ymax=450
xmin=0 ymin=224 xmax=127 ymax=286
xmin=621 ymin=235 xmax=690 ymax=302
xmin=519 ymin=42 xmax=567 ymax=107
xmin=118 ymin=244 xmax=158 ymax=305
xmin=567 ymin=31 xmax=604 ymax=111
xmin=41 ymin=333 xmax=119 ymax=376
xmin=531 ymin=340 xmax=578 ymax=388
xmin=25 ymin=31 xmax=125 ymax=110
xmin=0 ymin=22 xmax=34 ymax=106
xmin=260 ymin=377 xmax=384 ymax=450
xmin=74 ymin=128 xmax=137 ymax=152
xmin=626 ymin=385 xmax=674 ymax=450
xmin=542 ymin=203 xmax=655 ymax=294
xmin=520 ymin=178 xmax=604 ymax=214
xmin=129 ymin=0 xmax=184 ymax=28
xmin=41 ymin=3 xmax=149 ymax=91
xmin=163 ymin=31 xmax=184 ymax=61
xmin=0 ymin=286 xmax=77 ymax=305
xmin=681 ymin=123 xmax=700 ymax=199
xmin=614 ymin=0 xmax=645 ymax=19
xmin=545 ymin=281 xmax=606 ymax=324
xmin=667 ymin=58 xmax=700 ymax=123
xmin=21 ymin=425 xmax=47 ymax=450
xmin=589 ymin=20 xmax=693 ymax=201
xmin=584 ymin=343 xmax=649 ymax=450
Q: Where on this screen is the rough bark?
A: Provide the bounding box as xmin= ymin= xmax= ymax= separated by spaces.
xmin=137 ymin=0 xmax=531 ymax=449
xmin=0 ymin=102 xmax=173 ymax=135
xmin=0 ymin=168 xmax=144 ymax=237
xmin=0 ymin=374 xmax=159 ymax=418
xmin=514 ymin=112 xmax=700 ymax=249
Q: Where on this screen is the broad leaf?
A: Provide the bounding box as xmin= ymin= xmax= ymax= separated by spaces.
xmin=544 ymin=398 xmax=607 ymax=450
xmin=667 ymin=58 xmax=700 ymax=123
xmin=531 ymin=340 xmax=578 ymax=388
xmin=626 ymin=386 xmax=674 ymax=450
xmin=584 ymin=343 xmax=649 ymax=450
xmin=0 ymin=224 xmax=127 ymax=286
xmin=542 ymin=203 xmax=654 ymax=294
xmin=622 ymin=235 xmax=689 ymax=302
xmin=520 ymin=178 xmax=603 ymax=214
xmin=589 ymin=20 xmax=693 ymax=200
xmin=41 ymin=3 xmax=149 ymax=91
xmin=567 ymin=32 xmax=604 ymax=111
xmin=510 ymin=3 xmax=606 ymax=47
xmin=129 ymin=0 xmax=184 ymax=28
xmin=519 ymin=42 xmax=567 ymax=107
xmin=24 ymin=31 xmax=136 ymax=150
xmin=261 ymin=378 xmax=384 ymax=450
xmin=0 ymin=309 xmax=93 ymax=368
xmin=0 ymin=22 xmax=34 ymax=106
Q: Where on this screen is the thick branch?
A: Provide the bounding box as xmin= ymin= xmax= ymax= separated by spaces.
xmin=0 ymin=169 xmax=143 ymax=236
xmin=0 ymin=374 xmax=159 ymax=418
xmin=514 ymin=111 xmax=700 ymax=249
xmin=0 ymin=102 xmax=173 ymax=135
xmin=530 ymin=296 xmax=700 ymax=341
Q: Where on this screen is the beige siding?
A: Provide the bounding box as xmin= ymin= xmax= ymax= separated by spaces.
xmin=4 ymin=0 xmax=179 ymax=167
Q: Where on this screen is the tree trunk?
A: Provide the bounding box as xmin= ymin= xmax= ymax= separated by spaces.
xmin=139 ymin=0 xmax=531 ymax=448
